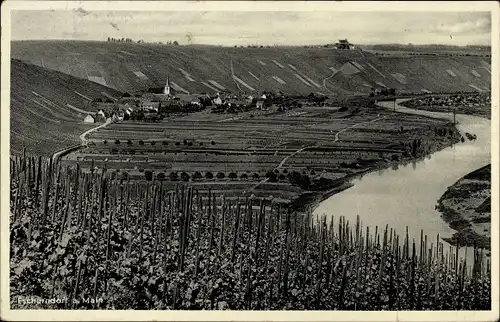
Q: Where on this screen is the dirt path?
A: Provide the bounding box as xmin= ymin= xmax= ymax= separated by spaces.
xmin=243 ymin=114 xmax=387 ymax=195
xmin=322 ymin=70 xmax=338 ymax=93
xmin=80 ymin=119 xmax=112 ymax=145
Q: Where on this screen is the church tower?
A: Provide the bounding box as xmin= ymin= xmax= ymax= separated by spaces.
xmin=164 ymin=76 xmax=171 ymax=95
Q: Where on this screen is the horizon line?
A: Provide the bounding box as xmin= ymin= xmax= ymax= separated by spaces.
xmin=10 ymin=39 xmax=492 ymax=48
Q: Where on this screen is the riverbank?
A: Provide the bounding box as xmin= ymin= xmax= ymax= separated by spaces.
xmin=436 ymin=164 xmax=491 ymax=250
xmin=290 ymin=128 xmax=461 ymax=213
xmin=399 ymin=93 xmax=491 ymax=119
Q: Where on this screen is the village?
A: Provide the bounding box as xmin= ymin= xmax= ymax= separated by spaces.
xmin=82 ymin=76 xmax=335 ymax=124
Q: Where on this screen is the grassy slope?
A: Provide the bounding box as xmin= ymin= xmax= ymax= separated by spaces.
xmin=10 ymin=59 xmax=122 ymax=156
xmin=11 ymin=40 xmax=491 ymax=96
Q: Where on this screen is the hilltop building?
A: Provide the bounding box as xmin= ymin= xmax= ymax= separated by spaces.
xmin=335 ymin=39 xmax=355 ymax=50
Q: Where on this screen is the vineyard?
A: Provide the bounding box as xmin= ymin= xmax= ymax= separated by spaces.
xmin=57 ymin=104 xmax=461 ymax=203
xmin=10 ymin=154 xmax=491 ymax=310
xmin=11 ymin=41 xmax=491 ymax=96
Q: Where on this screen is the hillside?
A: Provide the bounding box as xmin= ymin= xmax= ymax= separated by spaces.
xmin=11 ymin=41 xmax=491 ymax=96
xmin=10 ymin=59 xmax=122 ymax=156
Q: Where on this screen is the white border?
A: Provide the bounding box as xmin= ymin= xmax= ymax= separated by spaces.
xmin=1 ymin=1 xmax=499 ymax=321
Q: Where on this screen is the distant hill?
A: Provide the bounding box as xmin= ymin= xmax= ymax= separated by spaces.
xmin=11 ymin=40 xmax=491 ymax=97
xmin=10 ymin=59 xmax=122 ymax=156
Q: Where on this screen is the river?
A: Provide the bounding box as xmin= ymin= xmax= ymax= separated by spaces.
xmin=313 ymin=99 xmax=491 ymax=264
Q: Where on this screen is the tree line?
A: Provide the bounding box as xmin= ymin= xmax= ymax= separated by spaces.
xmin=107 ymin=37 xmax=179 ymax=45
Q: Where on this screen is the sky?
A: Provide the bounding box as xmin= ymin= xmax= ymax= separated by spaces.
xmin=10 ymin=10 xmax=492 ymax=46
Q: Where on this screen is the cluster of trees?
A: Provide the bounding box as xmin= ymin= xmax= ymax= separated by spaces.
xmin=158 ymin=102 xmax=205 ymax=115
xmin=107 ymin=37 xmax=135 ymax=43
xmin=306 ymin=93 xmax=328 ymax=104
xmin=137 ymin=169 xmax=311 ymax=183
xmin=370 ymin=88 xmax=397 ymax=97
xmin=106 ymin=37 xmax=179 ymax=45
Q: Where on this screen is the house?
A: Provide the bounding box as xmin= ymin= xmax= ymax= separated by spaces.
xmin=83 ymin=114 xmax=95 ymax=123
xmin=177 ymin=94 xmax=201 ymax=105
xmin=227 ymin=98 xmax=248 ymax=108
xmin=213 ymin=96 xmax=223 ymax=105
xmin=335 ymin=39 xmax=355 ymax=50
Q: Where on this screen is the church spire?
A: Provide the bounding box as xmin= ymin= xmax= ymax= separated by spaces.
xmin=164 ymin=76 xmax=171 ymax=95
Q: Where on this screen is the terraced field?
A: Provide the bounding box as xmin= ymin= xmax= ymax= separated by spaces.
xmin=11 ymin=41 xmax=491 ymax=96
xmin=10 ymin=59 xmax=122 ymax=155
xmin=62 ymin=103 xmax=460 ymax=204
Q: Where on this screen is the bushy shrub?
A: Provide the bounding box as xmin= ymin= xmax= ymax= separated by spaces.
xmin=192 ymin=171 xmax=202 ymax=181
xmin=180 ymin=171 xmax=190 ymax=182
xmin=144 ymin=170 xmax=153 ymax=181
xmin=169 ymin=172 xmax=179 ymax=181
xmin=216 ymin=172 xmax=225 ymax=179
xmin=266 ymin=171 xmax=277 ymax=182
xmin=205 ymin=171 xmax=214 ymax=179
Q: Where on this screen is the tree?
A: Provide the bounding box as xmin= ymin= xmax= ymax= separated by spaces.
xmin=183 ymin=139 xmax=188 ymax=145
xmin=228 ymin=172 xmax=238 ymax=180
xmin=211 ymin=140 xmax=216 ymax=145
xmin=216 ymin=172 xmax=225 ymax=179
xmin=278 ymin=174 xmax=286 ymax=181
xmin=120 ymin=172 xmax=129 ymax=181
xmin=103 ymin=140 xmax=108 ymax=145
xmin=253 ymin=173 xmax=260 ymax=180
xmin=180 ymin=171 xmax=190 ymax=182
xmin=240 ymin=173 xmax=248 ymax=180
xmin=192 ymin=171 xmax=202 ymax=181
xmin=139 ymin=140 xmax=144 ymax=145
xmin=107 ymin=37 xmax=111 ymax=42
xmin=287 ymin=171 xmax=302 ymax=185
xmin=144 ymin=170 xmax=153 ymax=181
xmin=127 ymin=139 xmax=133 ymax=146
xmin=266 ymin=171 xmax=277 ymax=182
xmin=173 ymin=40 xmax=179 ymax=45
xmin=156 ymin=172 xmax=166 ymax=181
xmin=175 ymin=142 xmax=180 ymax=146
xmin=151 ymin=141 xmax=156 ymax=146
xmin=205 ymin=171 xmax=214 ymax=179
xmin=169 ymin=172 xmax=179 ymax=181
xmin=163 ymin=141 xmax=168 ymax=145
xmin=114 ymin=139 xmax=121 ymax=145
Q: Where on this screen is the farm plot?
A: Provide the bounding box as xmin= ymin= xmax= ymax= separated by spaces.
xmin=63 ymin=103 xmax=460 ymax=206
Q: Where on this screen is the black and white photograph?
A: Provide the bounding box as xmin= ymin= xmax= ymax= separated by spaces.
xmin=1 ymin=1 xmax=498 ymax=320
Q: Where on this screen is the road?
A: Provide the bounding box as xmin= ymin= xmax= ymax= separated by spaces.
xmin=243 ymin=114 xmax=387 ymax=195
xmin=79 ymin=118 xmax=112 ymax=145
